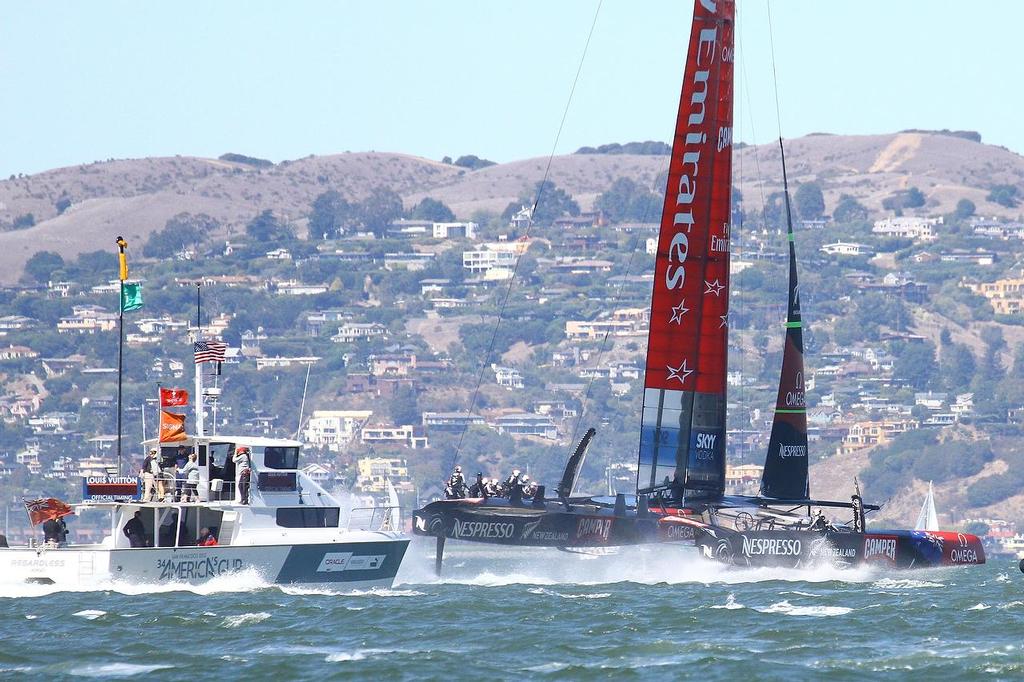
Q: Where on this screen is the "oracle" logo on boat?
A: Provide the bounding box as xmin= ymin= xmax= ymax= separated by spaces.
xmin=665 ymin=24 xmax=719 ymax=291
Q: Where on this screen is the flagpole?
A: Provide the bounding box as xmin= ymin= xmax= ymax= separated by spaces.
xmin=195 ymin=283 xmax=204 ymax=438
xmin=116 ymin=237 xmax=128 ymax=477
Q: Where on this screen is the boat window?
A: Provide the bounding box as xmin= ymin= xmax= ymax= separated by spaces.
xmin=208 ymin=442 xmax=235 ymax=482
xmin=258 ymin=471 xmax=297 ymax=492
xmin=262 ymin=446 xmax=300 ymax=469
xmin=276 ymin=507 xmax=340 ymax=528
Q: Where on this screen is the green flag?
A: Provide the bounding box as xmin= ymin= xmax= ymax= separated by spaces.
xmin=120 ymin=283 xmax=143 ymax=312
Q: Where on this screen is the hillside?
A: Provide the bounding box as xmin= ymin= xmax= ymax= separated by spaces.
xmin=1 ymin=131 xmax=1022 ymax=283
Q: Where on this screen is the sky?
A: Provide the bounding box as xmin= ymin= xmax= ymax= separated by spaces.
xmin=2 ymin=0 xmax=1021 ymax=178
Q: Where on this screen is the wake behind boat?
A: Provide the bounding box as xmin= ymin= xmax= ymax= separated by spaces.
xmin=0 ymin=435 xmax=409 ymax=588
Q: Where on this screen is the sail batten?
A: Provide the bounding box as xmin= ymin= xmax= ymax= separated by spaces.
xmin=637 ymin=0 xmax=734 ymax=501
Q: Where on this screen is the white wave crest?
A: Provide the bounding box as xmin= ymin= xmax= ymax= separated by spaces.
xmin=756 ymin=600 xmax=853 ymax=617
xmin=72 ymin=609 xmax=106 ymax=620
xmin=527 ymin=587 xmax=610 ymax=599
xmin=709 ymin=593 xmax=744 ymax=609
xmin=221 ymin=612 xmax=271 ymax=628
xmin=69 ymin=663 xmax=173 ymax=677
xmin=968 ymin=603 xmax=991 ymax=611
xmin=872 ymin=578 xmax=945 ymax=590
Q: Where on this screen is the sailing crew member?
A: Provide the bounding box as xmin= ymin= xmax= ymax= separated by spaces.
xmin=233 ymin=446 xmax=253 ymax=505
xmin=506 ymin=469 xmax=524 ymax=505
xmin=468 ymin=472 xmax=487 ymax=498
xmin=173 ymin=446 xmax=189 ymax=501
xmin=141 ymin=449 xmax=160 ymax=502
xmin=484 ymin=478 xmax=500 ymax=497
xmin=810 ymin=510 xmax=828 ymax=532
xmin=446 ymin=465 xmax=467 ymax=499
xmin=181 ymin=452 xmax=200 ymax=502
xmin=123 ymin=510 xmax=148 ymax=548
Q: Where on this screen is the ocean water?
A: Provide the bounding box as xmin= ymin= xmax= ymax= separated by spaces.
xmin=1 ymin=540 xmax=1022 ymax=680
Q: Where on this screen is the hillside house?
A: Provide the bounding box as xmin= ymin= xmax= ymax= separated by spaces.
xmin=492 ymin=413 xmax=558 ymax=440
xmin=433 ymin=221 xmax=477 ymax=240
xmin=360 ymin=424 xmax=428 ymax=449
xmin=940 ymin=250 xmax=996 ymax=266
xmin=0 ymin=315 xmax=36 ymax=331
xmin=255 ymin=356 xmax=320 ymax=370
xmin=303 ymin=410 xmax=373 ymax=451
xmin=914 ymin=391 xmax=948 ymax=410
xmin=332 ymin=322 xmax=388 ymax=344
xmin=838 ymin=418 xmax=918 ymax=455
xmin=356 ymin=457 xmax=414 ymax=494
xmin=0 ymin=345 xmax=38 ymax=360
xmin=274 ymin=279 xmax=329 ymax=296
xmin=820 ymin=242 xmax=874 ymax=257
xmin=421 ymin=412 xmax=486 ymax=431
xmin=872 ymin=216 xmax=941 ymax=241
xmin=509 ymin=206 xmax=533 ymax=229
xmin=370 ymin=353 xmax=417 ymax=377
xmin=384 ymin=252 xmax=436 ymax=271
xmin=57 ymin=306 xmax=117 ymax=334
xmin=493 ymin=365 xmax=524 ymax=389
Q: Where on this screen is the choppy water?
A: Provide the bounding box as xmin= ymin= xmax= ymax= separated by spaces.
xmin=2 ymin=540 xmax=1022 ymax=679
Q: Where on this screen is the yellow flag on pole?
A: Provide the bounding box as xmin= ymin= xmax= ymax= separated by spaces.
xmin=116 ymin=236 xmax=128 ymax=281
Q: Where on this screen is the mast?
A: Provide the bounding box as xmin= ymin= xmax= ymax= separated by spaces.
xmin=115 ymin=236 xmax=128 ymax=476
xmin=194 ymin=283 xmax=205 ymax=438
xmin=759 ymin=138 xmax=810 ymax=499
xmin=637 ymin=0 xmax=734 ymax=502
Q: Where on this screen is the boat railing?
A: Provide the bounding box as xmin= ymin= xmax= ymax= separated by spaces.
xmin=346 ymin=506 xmax=402 ymax=532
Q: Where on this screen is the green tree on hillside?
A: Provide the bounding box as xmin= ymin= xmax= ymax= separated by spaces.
xmin=954 ymin=198 xmax=976 ymax=220
xmin=408 ymin=197 xmax=455 ymax=222
xmin=246 ymin=209 xmax=293 ymax=242
xmin=595 ymin=177 xmax=660 ymax=223
xmin=24 ymin=251 xmax=65 ymax=283
xmin=940 ymin=342 xmax=977 ymax=392
xmin=832 ymin=194 xmax=869 ymax=223
xmin=143 ymin=212 xmax=218 ymax=258
xmin=524 ymin=181 xmax=580 ymax=226
xmin=987 ymin=185 xmax=1019 ymax=208
xmin=892 ymin=340 xmax=938 ymax=389
xmin=794 ymin=182 xmax=825 ymax=221
xmin=308 ymin=190 xmax=358 ymax=240
xmin=360 ymin=187 xmax=404 ymax=237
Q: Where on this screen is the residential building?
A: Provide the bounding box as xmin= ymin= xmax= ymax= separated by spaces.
xmin=820 ymin=242 xmax=874 ymax=256
xmin=356 ymin=457 xmax=414 ymax=494
xmin=360 ymin=424 xmax=428 ymax=449
xmin=384 ymin=252 xmax=436 ymax=271
xmin=421 ymin=412 xmax=486 ymax=431
xmin=492 ymin=413 xmax=558 ymax=439
xmin=370 ymin=353 xmax=417 ymax=377
xmin=254 ymin=356 xmax=320 ymax=370
xmin=432 ymin=222 xmax=477 ymax=240
xmin=0 ymin=345 xmax=38 ymax=360
xmin=303 ymin=410 xmax=373 ymax=451
xmin=331 ymin=322 xmax=388 ymax=344
xmin=493 ymin=365 xmax=524 ymax=389
xmin=872 ymin=216 xmax=941 ymax=241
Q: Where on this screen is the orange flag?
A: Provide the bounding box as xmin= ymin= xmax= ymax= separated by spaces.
xmin=24 ymin=498 xmax=74 ymax=526
xmin=159 ymin=410 xmax=187 ymax=442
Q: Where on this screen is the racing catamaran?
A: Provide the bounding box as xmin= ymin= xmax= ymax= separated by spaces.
xmin=413 ymin=0 xmax=737 ymax=572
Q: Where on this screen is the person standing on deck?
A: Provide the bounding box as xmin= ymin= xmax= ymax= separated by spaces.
xmin=181 ymin=452 xmax=200 ymax=502
xmin=141 ymin=449 xmax=160 ymax=502
xmin=233 ymin=446 xmax=253 ymax=505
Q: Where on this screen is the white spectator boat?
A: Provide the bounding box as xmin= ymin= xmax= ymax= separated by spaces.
xmin=0 ymin=435 xmax=409 ymax=589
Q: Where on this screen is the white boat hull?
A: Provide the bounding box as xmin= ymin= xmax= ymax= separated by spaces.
xmin=0 ymin=537 xmax=409 ymax=590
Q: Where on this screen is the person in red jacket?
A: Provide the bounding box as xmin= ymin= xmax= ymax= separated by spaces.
xmin=197 ymin=527 xmax=218 ymax=546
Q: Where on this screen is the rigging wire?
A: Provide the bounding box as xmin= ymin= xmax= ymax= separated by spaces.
xmin=448 ymin=0 xmax=604 ymax=471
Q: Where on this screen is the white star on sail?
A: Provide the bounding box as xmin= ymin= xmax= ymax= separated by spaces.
xmin=704 ymin=279 xmax=725 ymax=297
xmin=719 ymin=313 xmax=729 ymax=328
xmin=669 ymin=300 xmax=690 ymax=325
xmin=666 ymin=359 xmax=693 ymax=384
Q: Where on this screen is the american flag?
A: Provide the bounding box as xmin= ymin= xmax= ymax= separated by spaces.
xmin=193 ymin=340 xmax=227 ymax=364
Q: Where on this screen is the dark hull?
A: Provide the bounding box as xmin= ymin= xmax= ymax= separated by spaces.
xmin=695 ymin=526 xmax=986 ymax=569
xmin=412 ymin=499 xmax=695 ymax=547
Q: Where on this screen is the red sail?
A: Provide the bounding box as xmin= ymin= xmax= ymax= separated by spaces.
xmin=637 ymin=0 xmax=734 ymax=498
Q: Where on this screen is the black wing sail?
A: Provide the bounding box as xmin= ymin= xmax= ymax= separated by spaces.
xmin=759 ymin=139 xmax=810 ymax=500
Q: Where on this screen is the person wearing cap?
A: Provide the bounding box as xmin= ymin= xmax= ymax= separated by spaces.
xmin=232 ymin=446 xmax=253 ymax=504
xmin=141 ymin=448 xmax=161 ymax=502
xmin=446 ymin=465 xmax=467 ymax=499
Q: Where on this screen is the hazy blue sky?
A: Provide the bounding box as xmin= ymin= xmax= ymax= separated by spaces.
xmin=2 ymin=1 xmax=1020 ymax=178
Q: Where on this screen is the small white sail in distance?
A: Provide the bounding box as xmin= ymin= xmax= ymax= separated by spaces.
xmin=914 ymin=481 xmax=940 ymax=531
xmin=385 ymin=477 xmax=401 ymax=531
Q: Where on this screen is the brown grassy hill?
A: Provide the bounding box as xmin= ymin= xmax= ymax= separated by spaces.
xmin=0 ymin=131 xmax=1022 ymax=283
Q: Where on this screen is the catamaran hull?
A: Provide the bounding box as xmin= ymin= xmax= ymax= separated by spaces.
xmin=0 ymin=539 xmax=409 ymax=589
xmin=694 ymin=527 xmax=985 ymax=569
xmin=412 ymin=501 xmax=694 ymax=547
